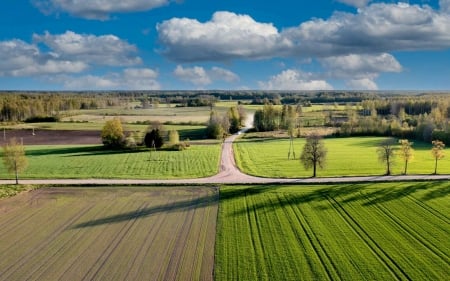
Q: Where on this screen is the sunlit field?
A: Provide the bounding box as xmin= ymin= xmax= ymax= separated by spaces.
xmin=234 ymin=136 xmax=449 ymax=177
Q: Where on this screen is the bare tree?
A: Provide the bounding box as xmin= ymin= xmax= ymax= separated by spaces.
xmin=3 ymin=138 xmax=28 ymax=184
xmin=300 ymin=133 xmax=327 ymax=177
xmin=431 ymin=140 xmax=445 ymax=174
xmin=398 ymin=139 xmax=414 ymax=175
xmin=377 ymin=138 xmax=396 ymax=175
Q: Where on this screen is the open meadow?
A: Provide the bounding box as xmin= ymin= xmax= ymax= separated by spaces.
xmin=234 ymin=136 xmax=450 ymax=177
xmin=0 ymin=144 xmax=221 ymax=179
xmin=0 ymin=186 xmax=218 ymax=281
xmin=215 ymin=182 xmax=450 ymax=280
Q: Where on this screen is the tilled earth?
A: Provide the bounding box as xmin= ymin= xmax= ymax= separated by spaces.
xmin=0 ymin=129 xmax=101 ymax=145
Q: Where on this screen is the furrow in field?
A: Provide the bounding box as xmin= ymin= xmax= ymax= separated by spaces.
xmin=406 ymin=193 xmax=450 ymax=224
xmin=122 ymin=199 xmax=170 ymax=279
xmin=338 ymin=193 xmax=449 ymax=280
xmin=81 ymin=202 xmax=149 ymax=281
xmin=0 ymin=200 xmax=96 ymax=281
xmin=92 ymin=201 xmax=160 ymax=281
xmin=155 ymin=201 xmax=191 ymax=280
xmin=128 ymin=198 xmax=173 ymax=279
xmin=245 ymin=193 xmax=269 ymax=280
xmin=29 ymin=196 xmax=123 ymax=281
xmin=327 ymin=196 xmax=409 ymax=281
xmin=177 ymin=190 xmax=217 ymax=280
xmin=281 ymin=193 xmax=337 ymax=281
xmin=197 ymin=196 xmax=217 ymax=280
xmin=56 ymin=194 xmax=138 ymax=280
xmin=367 ymin=194 xmax=450 ymax=264
xmin=19 ymin=203 xmax=100 ymax=281
xmin=263 ymin=194 xmax=314 ymax=280
xmin=162 ymin=188 xmax=216 ymax=281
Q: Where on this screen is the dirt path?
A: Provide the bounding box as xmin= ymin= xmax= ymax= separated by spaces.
xmin=1 ymin=122 xmax=449 ymax=185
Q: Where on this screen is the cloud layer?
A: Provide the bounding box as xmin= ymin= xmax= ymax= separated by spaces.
xmin=174 ymin=65 xmax=239 ymax=86
xmin=53 ymin=68 xmax=160 ymax=90
xmin=259 ymin=69 xmax=333 ymax=91
xmin=0 ymin=31 xmax=141 ymax=77
xmin=158 ymin=4 xmax=450 ymax=62
xmin=33 ymin=0 xmax=170 ymax=20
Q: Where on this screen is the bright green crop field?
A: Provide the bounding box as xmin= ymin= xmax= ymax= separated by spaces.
xmin=215 ymin=182 xmax=450 ymax=281
xmin=0 ymin=144 xmax=221 ymax=179
xmin=234 ymin=136 xmax=450 ymax=177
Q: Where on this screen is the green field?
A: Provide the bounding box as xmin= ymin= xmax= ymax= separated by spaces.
xmin=0 ymin=186 xmax=218 ymax=281
xmin=0 ymin=144 xmax=221 ymax=179
xmin=234 ymin=136 xmax=449 ymax=177
xmin=215 ymin=182 xmax=450 ymax=280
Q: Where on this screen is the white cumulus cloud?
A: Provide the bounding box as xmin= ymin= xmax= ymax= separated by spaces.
xmin=55 ymin=68 xmax=160 ymax=90
xmin=441 ymin=0 xmax=450 ymax=13
xmin=33 ymin=31 xmax=141 ymax=66
xmin=0 ymin=39 xmax=87 ymax=76
xmin=158 ymin=4 xmax=450 ymax=61
xmin=259 ymin=69 xmax=333 ymax=91
xmin=32 ymin=0 xmax=170 ymax=20
xmin=337 ymin=0 xmax=371 ymax=8
xmin=173 ymin=65 xmax=239 ymax=86
xmin=210 ymin=67 xmax=240 ymax=82
xmin=347 ymin=78 xmax=378 ymax=90
xmin=158 ymin=11 xmax=287 ymax=62
xmin=321 ymin=53 xmax=402 ymax=79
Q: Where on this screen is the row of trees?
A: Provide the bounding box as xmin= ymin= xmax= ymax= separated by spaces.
xmin=206 ymin=106 xmax=246 ymax=139
xmin=101 ymin=118 xmax=187 ymax=151
xmin=0 ymin=93 xmax=123 ymax=122
xmin=300 ymin=135 xmax=445 ymax=177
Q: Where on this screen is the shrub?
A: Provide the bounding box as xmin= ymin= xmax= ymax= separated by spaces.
xmin=101 ymin=118 xmax=125 ymax=149
xmin=144 ymin=129 xmax=164 ymax=148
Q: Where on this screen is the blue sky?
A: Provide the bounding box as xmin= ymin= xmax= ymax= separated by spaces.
xmin=1 ymin=0 xmax=450 ymax=91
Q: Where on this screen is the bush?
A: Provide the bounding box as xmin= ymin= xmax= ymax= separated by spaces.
xmin=144 ymin=129 xmax=164 ymax=148
xmin=165 ymin=142 xmax=188 ymax=151
xmin=101 ymin=118 xmax=125 ymax=149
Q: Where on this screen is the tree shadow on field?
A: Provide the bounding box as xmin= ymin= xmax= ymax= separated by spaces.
xmin=25 ymin=146 xmax=102 ymax=157
xmin=421 ymin=183 xmax=450 ymax=201
xmin=71 ymin=187 xmax=273 ymax=229
xmin=229 ymin=182 xmax=450 ymax=217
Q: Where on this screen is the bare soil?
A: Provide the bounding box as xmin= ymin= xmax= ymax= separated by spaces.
xmin=0 ymin=129 xmax=101 ymax=145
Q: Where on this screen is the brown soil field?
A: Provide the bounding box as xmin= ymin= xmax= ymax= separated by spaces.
xmin=0 ymin=129 xmax=101 ymax=145
xmin=0 ymin=186 xmax=218 ymax=281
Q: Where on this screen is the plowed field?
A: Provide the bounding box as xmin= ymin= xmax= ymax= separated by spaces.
xmin=0 ymin=187 xmax=218 ymax=281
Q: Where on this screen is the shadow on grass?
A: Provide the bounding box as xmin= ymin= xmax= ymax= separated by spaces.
xmin=229 ymin=181 xmax=450 ymax=217
xmin=25 ymin=146 xmax=103 ymax=156
xmin=71 ymin=182 xmax=450 ymax=228
xmin=25 ymin=145 xmax=148 ymax=157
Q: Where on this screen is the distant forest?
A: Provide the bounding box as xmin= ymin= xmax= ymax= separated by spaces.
xmin=1 ymin=90 xmax=450 ymax=143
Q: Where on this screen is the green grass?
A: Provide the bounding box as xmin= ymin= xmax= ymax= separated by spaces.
xmin=0 ymin=144 xmax=221 ymax=179
xmin=215 ymin=182 xmax=450 ymax=280
xmin=234 ymin=136 xmax=450 ymax=177
xmin=0 ymin=185 xmax=36 ymax=198
xmin=0 ymin=186 xmax=218 ymax=280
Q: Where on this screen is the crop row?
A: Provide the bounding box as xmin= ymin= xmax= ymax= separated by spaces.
xmin=0 ymin=187 xmax=218 ymax=281
xmin=215 ymin=182 xmax=450 ymax=280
